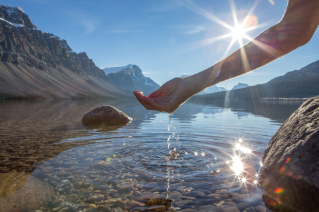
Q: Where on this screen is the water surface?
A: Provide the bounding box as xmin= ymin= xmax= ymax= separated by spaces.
xmin=0 ymin=99 xmax=303 ymax=212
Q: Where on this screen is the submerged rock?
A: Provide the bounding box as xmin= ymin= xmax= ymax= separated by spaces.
xmin=0 ymin=175 xmax=53 ymax=212
xmin=260 ymin=96 xmax=319 ymax=211
xmin=82 ymin=106 xmax=132 ymax=126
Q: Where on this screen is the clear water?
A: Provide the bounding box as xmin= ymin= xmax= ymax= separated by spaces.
xmin=0 ymin=99 xmax=303 ymax=212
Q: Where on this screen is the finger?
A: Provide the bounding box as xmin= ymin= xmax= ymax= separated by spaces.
xmin=134 ymin=91 xmax=159 ymax=110
xmin=148 ymin=87 xmax=163 ymax=98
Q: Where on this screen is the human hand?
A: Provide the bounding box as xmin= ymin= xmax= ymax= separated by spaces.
xmin=133 ymin=77 xmax=194 ymax=113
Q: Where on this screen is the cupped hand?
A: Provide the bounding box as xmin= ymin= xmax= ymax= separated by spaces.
xmin=133 ymin=77 xmax=194 ymax=113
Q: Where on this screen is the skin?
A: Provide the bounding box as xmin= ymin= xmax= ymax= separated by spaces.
xmin=134 ymin=0 xmax=319 ymax=113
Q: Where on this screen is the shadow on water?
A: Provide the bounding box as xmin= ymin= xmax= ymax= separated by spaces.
xmin=0 ymin=99 xmax=304 ymax=211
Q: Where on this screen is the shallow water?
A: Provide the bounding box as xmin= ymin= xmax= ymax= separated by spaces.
xmin=0 ymin=99 xmax=304 ymax=212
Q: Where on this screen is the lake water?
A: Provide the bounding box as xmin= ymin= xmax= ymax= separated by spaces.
xmin=0 ymin=99 xmax=304 ymax=212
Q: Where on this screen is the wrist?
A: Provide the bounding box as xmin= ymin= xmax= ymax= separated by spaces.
xmin=182 ymin=74 xmax=206 ymax=95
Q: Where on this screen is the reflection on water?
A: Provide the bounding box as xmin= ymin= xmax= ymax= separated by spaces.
xmin=0 ymin=99 xmax=304 ymax=212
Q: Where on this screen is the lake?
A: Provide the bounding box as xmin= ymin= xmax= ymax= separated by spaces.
xmin=0 ymin=99 xmax=304 ymax=212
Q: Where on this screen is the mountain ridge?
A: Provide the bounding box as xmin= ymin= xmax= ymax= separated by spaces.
xmin=191 ymin=59 xmax=319 ymax=102
xmin=107 ymin=65 xmax=160 ymax=95
xmin=0 ymin=5 xmax=131 ymax=99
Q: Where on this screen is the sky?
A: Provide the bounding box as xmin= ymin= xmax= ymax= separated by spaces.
xmin=3 ymin=0 xmax=319 ymax=89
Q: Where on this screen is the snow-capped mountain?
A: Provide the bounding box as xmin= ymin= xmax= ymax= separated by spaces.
xmin=103 ymin=64 xmax=132 ymax=75
xmin=0 ymin=5 xmax=130 ymax=99
xmin=107 ymin=65 xmax=160 ymax=95
xmin=231 ymin=83 xmax=250 ymax=90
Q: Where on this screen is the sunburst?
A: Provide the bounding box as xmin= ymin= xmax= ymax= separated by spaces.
xmin=178 ymin=0 xmax=268 ymax=58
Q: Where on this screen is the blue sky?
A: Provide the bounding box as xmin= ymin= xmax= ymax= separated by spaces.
xmin=3 ymin=0 xmax=319 ymax=89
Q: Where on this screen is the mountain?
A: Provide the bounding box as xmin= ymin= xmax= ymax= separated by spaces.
xmin=205 ymin=85 xmax=227 ymax=93
xmin=0 ymin=5 xmax=130 ymax=100
xmin=231 ymin=83 xmax=249 ymax=90
xmin=269 ymin=60 xmax=319 ymax=83
xmin=103 ymin=64 xmax=131 ymax=75
xmin=181 ymin=75 xmax=227 ymax=95
xmin=107 ymin=65 xmax=160 ymax=95
xmin=191 ymin=59 xmax=319 ymax=102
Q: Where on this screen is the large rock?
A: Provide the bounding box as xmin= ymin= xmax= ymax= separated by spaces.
xmin=260 ymin=96 xmax=319 ymax=211
xmin=82 ymin=106 xmax=132 ymax=126
xmin=0 ymin=174 xmax=53 ymax=212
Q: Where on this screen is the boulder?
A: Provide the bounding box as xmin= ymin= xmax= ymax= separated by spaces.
xmin=260 ymin=96 xmax=319 ymax=211
xmin=82 ymin=106 xmax=132 ymax=126
xmin=0 ymin=175 xmax=54 ymax=212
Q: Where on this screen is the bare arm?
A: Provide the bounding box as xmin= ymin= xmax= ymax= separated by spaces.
xmin=134 ymin=0 xmax=319 ymax=113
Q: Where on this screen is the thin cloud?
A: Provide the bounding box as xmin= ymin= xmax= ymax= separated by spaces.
xmin=104 ymin=29 xmax=141 ymax=34
xmin=168 ymin=24 xmax=210 ymax=35
xmin=103 ymin=18 xmax=155 ymax=34
xmin=63 ymin=9 xmax=99 ymax=35
xmin=145 ymin=0 xmax=180 ymax=12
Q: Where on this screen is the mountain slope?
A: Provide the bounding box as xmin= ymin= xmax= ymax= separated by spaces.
xmin=0 ymin=5 xmax=129 ymax=99
xmin=231 ymin=83 xmax=249 ymax=90
xmin=107 ymin=65 xmax=160 ymax=95
xmin=191 ymin=59 xmax=319 ymax=101
xmin=103 ymin=64 xmax=131 ymax=75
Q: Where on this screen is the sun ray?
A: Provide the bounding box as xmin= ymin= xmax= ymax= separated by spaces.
xmin=247 ymin=37 xmax=283 ymax=58
xmin=229 ymin=0 xmax=239 ymax=26
xmin=222 ymin=37 xmax=237 ymax=59
xmin=245 ymin=20 xmax=273 ymax=33
xmin=177 ymin=0 xmax=233 ymax=30
xmin=239 ymin=43 xmax=252 ymax=72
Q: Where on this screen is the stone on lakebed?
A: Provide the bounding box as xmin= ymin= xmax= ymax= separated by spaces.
xmin=82 ymin=105 xmax=132 ymax=126
xmin=260 ymin=95 xmax=319 ymax=211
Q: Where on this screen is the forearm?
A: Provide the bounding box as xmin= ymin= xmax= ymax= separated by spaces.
xmin=185 ymin=19 xmax=315 ymax=95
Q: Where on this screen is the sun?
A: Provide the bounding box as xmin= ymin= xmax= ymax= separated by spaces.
xmin=231 ymin=23 xmax=247 ymax=41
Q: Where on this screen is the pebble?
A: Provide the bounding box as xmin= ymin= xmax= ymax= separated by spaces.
xmin=181 ymin=196 xmax=196 ymax=200
xmin=243 ymin=207 xmax=256 ymax=212
xmin=188 ymin=191 xmax=206 ymax=198
xmin=130 ymin=200 xmax=146 ymax=208
xmin=87 ymin=194 xmax=104 ymax=203
xmin=114 ymin=207 xmax=124 ymax=212
xmin=237 ymin=203 xmax=250 ymax=211
xmin=88 ymin=204 xmax=97 ymax=208
xmin=214 ymin=200 xmax=225 ymax=207
xmin=254 ymin=205 xmax=266 ymax=212
xmin=174 ymin=200 xmax=194 ymax=207
xmin=176 ymin=186 xmax=186 ymax=193
xmin=220 ymin=205 xmax=240 ymax=212
xmin=96 ymin=205 xmax=112 ymax=212
xmin=179 ymin=209 xmax=198 ymax=212
xmin=146 ymin=205 xmax=166 ymax=212
xmin=198 ymin=205 xmax=219 ymax=212
xmin=207 ymin=194 xmax=221 ymax=203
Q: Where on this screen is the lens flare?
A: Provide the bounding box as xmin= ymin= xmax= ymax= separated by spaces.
xmin=231 ymin=156 xmax=244 ymax=176
xmin=268 ymin=0 xmax=275 ymax=5
xmin=234 ymin=143 xmax=252 ymax=154
xmin=241 ymin=177 xmax=247 ymax=183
